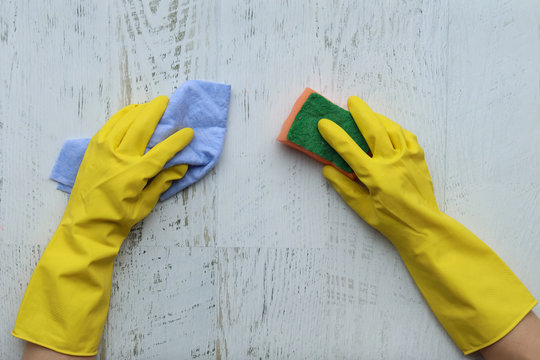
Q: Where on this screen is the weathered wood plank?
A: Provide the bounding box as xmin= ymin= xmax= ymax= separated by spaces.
xmin=104 ymin=246 xmax=217 ymax=359
xmin=217 ymin=248 xmax=327 ymax=359
xmin=111 ymin=0 xmax=221 ymax=248
xmin=103 ymin=1 xmax=222 ymax=359
xmin=215 ymin=0 xmax=331 ymax=248
xmin=446 ymin=0 xmax=540 ymax=298
xmin=0 ymin=245 xmax=45 ymax=359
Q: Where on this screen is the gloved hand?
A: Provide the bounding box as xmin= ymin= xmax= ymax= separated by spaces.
xmin=318 ymin=96 xmax=537 ymax=354
xmin=12 ymin=96 xmax=194 ymax=356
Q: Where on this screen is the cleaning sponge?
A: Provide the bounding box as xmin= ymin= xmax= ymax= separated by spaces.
xmin=277 ymin=88 xmax=370 ymax=178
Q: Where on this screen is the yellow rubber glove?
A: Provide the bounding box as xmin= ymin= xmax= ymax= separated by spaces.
xmin=12 ymin=96 xmax=194 ymax=356
xmin=318 ymin=96 xmax=537 ymax=354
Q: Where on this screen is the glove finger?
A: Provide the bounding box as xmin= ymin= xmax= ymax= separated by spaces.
xmin=323 ymin=166 xmax=377 ymax=225
xmin=141 ymin=164 xmax=188 ymax=209
xmin=95 ymin=104 xmax=138 ymax=142
xmin=318 ymin=119 xmax=371 ymax=179
xmin=375 ymin=112 xmax=422 ymax=153
xmin=401 ymin=128 xmax=423 ymax=153
xmin=107 ymin=103 xmax=148 ymax=147
xmin=375 ymin=113 xmax=406 ymax=151
xmin=143 ymin=127 xmax=194 ymax=177
xmin=347 ymin=96 xmax=394 ymax=158
xmin=117 ymin=95 xmax=169 ymax=155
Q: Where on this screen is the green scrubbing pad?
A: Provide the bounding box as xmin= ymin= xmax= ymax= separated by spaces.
xmin=278 ymin=88 xmax=370 ymax=177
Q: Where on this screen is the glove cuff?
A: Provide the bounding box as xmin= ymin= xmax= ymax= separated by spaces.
xmin=393 ymin=212 xmax=537 ymax=354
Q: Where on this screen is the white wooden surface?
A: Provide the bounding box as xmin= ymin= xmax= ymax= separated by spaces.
xmin=1 ymin=1 xmax=539 ymax=359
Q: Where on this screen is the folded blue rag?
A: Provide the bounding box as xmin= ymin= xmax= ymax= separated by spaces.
xmin=50 ymin=80 xmax=231 ymax=200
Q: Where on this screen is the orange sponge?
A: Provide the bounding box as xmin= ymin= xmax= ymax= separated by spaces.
xmin=277 ymin=88 xmax=370 ymax=179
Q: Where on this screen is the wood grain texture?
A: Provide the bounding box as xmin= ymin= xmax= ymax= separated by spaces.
xmin=104 ymin=246 xmax=217 ymax=359
xmin=445 ymin=0 xmax=540 ymax=318
xmin=217 ymin=248 xmax=327 ymax=359
xmin=0 ymin=0 xmax=538 ymax=359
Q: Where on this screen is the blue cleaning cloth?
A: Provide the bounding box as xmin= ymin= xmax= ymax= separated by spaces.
xmin=50 ymin=80 xmax=231 ymax=200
